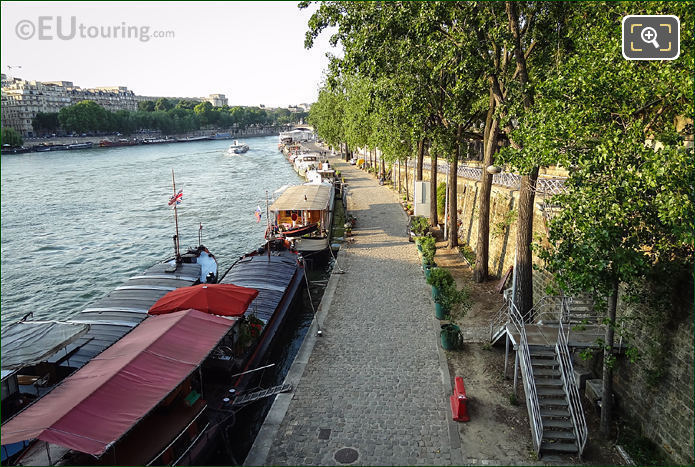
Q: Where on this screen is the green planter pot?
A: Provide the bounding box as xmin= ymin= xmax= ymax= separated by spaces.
xmin=435 ymin=302 xmax=449 ymax=320
xmin=431 ymin=285 xmax=440 ymax=300
xmin=441 ymin=324 xmax=462 ymax=350
xmin=423 ymin=261 xmax=436 ymax=279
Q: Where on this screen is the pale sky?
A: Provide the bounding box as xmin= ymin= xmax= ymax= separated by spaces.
xmin=0 ymin=1 xmax=339 ymax=107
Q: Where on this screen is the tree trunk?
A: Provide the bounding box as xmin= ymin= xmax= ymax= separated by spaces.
xmin=380 ymin=156 xmax=385 ymax=179
xmin=405 ymin=158 xmax=409 ymax=201
xmin=514 ymin=167 xmax=539 ymax=317
xmin=600 ymin=279 xmax=619 ymax=435
xmin=398 ymin=159 xmax=401 ymax=193
xmin=473 ymin=114 xmax=499 ymax=283
xmin=448 ymin=125 xmax=462 ymax=249
xmin=429 ymin=151 xmax=438 ymax=226
xmin=416 ymin=139 xmax=425 ymax=181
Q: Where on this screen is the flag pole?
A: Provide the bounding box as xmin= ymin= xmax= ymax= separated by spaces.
xmin=172 ymin=169 xmax=181 ymax=261
xmin=266 ymin=190 xmax=271 ymax=260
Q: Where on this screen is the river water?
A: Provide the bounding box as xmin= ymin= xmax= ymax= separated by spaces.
xmin=0 ymin=135 xmax=304 ymax=325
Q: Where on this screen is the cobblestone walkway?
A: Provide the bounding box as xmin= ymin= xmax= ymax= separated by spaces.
xmin=262 ymin=160 xmax=460 ymax=465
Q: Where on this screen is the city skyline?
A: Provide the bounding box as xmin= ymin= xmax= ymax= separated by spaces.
xmin=0 ymin=1 xmax=338 ymax=107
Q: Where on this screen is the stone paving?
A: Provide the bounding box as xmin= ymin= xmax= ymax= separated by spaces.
xmin=261 ymin=157 xmax=460 ymax=465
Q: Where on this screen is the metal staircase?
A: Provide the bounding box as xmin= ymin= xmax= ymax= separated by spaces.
xmin=494 ymin=295 xmax=588 ymax=458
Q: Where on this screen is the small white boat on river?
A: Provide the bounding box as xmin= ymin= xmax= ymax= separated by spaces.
xmin=228 ymin=140 xmax=249 ymax=154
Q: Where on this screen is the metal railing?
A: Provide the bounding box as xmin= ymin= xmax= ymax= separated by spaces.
xmin=555 ymin=299 xmax=588 ymax=457
xmin=507 ymin=298 xmax=544 ymax=456
xmin=489 ymin=302 xmax=510 ymax=342
xmin=147 ymin=404 xmax=208 ymax=466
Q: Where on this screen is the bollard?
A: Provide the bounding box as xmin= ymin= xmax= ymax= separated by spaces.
xmin=450 ymin=376 xmax=470 ymax=422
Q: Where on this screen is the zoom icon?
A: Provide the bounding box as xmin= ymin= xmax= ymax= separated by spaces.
xmin=622 ymin=15 xmax=680 ymax=60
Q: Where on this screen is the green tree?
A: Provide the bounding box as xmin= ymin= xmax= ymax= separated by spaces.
xmin=309 ymin=84 xmax=347 ymax=157
xmin=138 ymin=100 xmax=155 ymax=112
xmin=57 ymin=100 xmax=108 ymax=133
xmin=1 ymin=127 xmax=24 ymax=147
xmin=528 ymin=2 xmax=694 ymax=434
xmin=32 ymin=112 xmax=60 ymax=135
xmin=154 ymin=98 xmax=173 ymax=112
xmin=193 ymin=101 xmax=214 ymax=126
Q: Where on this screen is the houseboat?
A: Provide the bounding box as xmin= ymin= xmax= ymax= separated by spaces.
xmin=99 ymin=139 xmax=138 ymax=147
xmin=0 ymin=246 xmax=217 ymax=463
xmin=2 ymin=240 xmax=305 ymax=466
xmin=268 ymin=183 xmax=335 ymax=255
xmin=66 ymin=142 xmax=93 ymax=150
xmin=292 ymin=153 xmax=320 ymax=177
xmin=1 ymin=309 xmax=238 ymax=466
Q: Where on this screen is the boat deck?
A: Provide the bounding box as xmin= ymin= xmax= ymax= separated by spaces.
xmin=221 ymin=252 xmax=302 ymax=323
xmin=61 ymin=262 xmax=202 ymax=369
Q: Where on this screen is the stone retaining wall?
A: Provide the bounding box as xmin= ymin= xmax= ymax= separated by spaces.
xmin=387 ymin=156 xmax=693 ymax=465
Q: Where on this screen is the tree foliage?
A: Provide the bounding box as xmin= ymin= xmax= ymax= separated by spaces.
xmin=40 ymin=99 xmax=304 ymax=136
xmin=1 ymin=127 xmax=24 ymax=147
xmin=302 ymin=0 xmax=694 ymax=439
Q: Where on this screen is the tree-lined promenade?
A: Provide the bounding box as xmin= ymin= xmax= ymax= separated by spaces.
xmin=30 ymin=98 xmax=308 ymax=136
xmin=304 ymin=0 xmax=693 ymax=439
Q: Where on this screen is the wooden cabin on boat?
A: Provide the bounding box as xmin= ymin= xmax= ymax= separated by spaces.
xmin=269 ymin=184 xmax=334 ymax=254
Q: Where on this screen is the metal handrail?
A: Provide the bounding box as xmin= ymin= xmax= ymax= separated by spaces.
xmin=555 ymin=300 xmax=588 ymax=457
xmin=507 ymin=299 xmax=544 ymax=456
xmin=489 ymin=302 xmax=509 ymax=342
xmin=147 ymin=404 xmax=208 ymax=466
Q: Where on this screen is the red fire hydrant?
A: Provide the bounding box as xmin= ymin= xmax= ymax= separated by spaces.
xmin=450 ymin=376 xmax=470 ymax=422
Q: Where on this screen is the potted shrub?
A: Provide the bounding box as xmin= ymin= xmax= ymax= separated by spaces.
xmin=420 ymin=236 xmax=436 ymax=268
xmin=414 ymin=236 xmax=425 ymax=258
xmin=434 ymin=282 xmax=471 ymax=321
xmin=427 ymin=267 xmax=454 ymax=300
xmin=440 ymin=323 xmax=463 ymax=350
xmin=409 ymin=215 xmax=429 ymax=242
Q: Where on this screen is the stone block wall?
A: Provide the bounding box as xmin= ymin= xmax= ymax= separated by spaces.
xmin=392 ymin=159 xmax=549 ymax=279
xmin=614 ymin=300 xmax=694 ymax=465
xmin=389 ymin=157 xmax=693 ymax=464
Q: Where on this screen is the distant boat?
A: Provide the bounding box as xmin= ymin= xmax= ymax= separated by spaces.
xmin=0 ymin=145 xmax=30 ymax=154
xmin=210 ymin=132 xmax=233 ymax=140
xmin=66 ymin=142 xmax=93 ymax=150
xmin=141 ymin=137 xmax=174 ymax=145
xmin=228 ymin=140 xmax=249 ymax=154
xmin=176 ymin=136 xmax=210 ymax=143
xmin=293 ymin=153 xmax=320 ymax=177
xmin=99 ymin=139 xmax=138 ymax=147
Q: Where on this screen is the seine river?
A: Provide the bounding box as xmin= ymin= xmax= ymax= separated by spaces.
xmin=0 ymin=136 xmax=304 ymax=326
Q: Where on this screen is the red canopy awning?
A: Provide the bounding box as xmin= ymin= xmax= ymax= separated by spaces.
xmin=148 ymin=283 xmax=259 ymax=316
xmin=1 ymin=309 xmax=234 ymax=456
